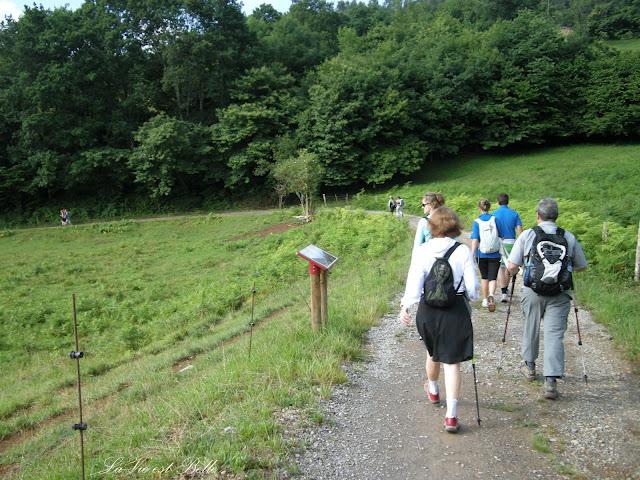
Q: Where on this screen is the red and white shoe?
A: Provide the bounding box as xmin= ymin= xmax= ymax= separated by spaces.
xmin=444 ymin=416 xmax=459 ymax=433
xmin=423 ymin=384 xmax=440 ymax=404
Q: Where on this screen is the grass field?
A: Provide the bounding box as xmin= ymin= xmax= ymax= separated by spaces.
xmin=0 ymin=209 xmax=410 ymax=478
xmin=1 ymin=143 xmax=638 ymax=478
xmin=353 ymin=143 xmax=640 ymax=361
xmin=605 ymin=38 xmax=640 ymax=51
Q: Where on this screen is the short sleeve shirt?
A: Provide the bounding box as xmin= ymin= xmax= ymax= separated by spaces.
xmin=492 ymin=205 xmax=522 ymax=240
xmin=508 ymin=221 xmax=588 ymax=271
xmin=471 ymin=213 xmax=501 ymax=259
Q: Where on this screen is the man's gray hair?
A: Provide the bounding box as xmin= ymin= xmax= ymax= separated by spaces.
xmin=537 ymin=198 xmax=558 ymax=221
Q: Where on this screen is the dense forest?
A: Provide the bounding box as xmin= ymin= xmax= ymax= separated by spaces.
xmin=0 ymin=0 xmax=639 ymax=221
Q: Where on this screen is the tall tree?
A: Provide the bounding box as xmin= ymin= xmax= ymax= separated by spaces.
xmin=212 ymin=64 xmax=301 ymax=190
xmin=160 ymin=0 xmax=256 ymax=121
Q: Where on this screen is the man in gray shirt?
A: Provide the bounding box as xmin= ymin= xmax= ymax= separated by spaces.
xmin=507 ymin=198 xmax=588 ymax=400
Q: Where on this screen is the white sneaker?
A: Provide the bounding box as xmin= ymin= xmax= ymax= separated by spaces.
xmin=481 ymin=298 xmax=488 ymax=308
xmin=501 ymin=293 xmax=509 ymax=303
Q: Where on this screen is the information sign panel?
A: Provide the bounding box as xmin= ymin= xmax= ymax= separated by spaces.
xmin=296 ymin=244 xmax=338 ymax=271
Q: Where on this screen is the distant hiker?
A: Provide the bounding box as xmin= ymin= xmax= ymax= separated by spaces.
xmin=507 ymin=198 xmax=587 ymax=400
xmin=400 ymin=207 xmax=479 ymax=433
xmin=492 ymin=193 xmax=523 ymax=302
xmin=413 ymin=192 xmax=445 ymax=250
xmin=471 ymin=199 xmax=501 ymax=312
xmin=395 ymin=197 xmax=404 ymax=218
xmin=388 ymin=196 xmax=396 ymax=214
xmin=60 ymin=208 xmax=70 ymax=226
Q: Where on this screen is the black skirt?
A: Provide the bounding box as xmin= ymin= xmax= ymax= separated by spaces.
xmin=415 ymin=295 xmax=473 ymax=364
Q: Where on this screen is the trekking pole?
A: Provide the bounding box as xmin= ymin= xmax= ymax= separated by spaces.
xmin=69 ymin=294 xmax=87 ymax=480
xmin=248 ymin=282 xmax=256 ymax=360
xmin=497 ymin=273 xmax=517 ymax=372
xmin=471 ymin=356 xmax=481 ymax=426
xmin=502 ymin=273 xmax=517 ymax=343
xmin=572 ymin=295 xmax=588 ymax=383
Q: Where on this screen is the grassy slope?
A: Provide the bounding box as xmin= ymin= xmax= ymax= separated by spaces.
xmin=0 ymin=209 xmax=411 ymax=478
xmin=353 ymin=143 xmax=640 ymax=361
xmin=355 ymin=144 xmax=639 ymax=225
xmin=605 ymin=38 xmax=640 ymax=52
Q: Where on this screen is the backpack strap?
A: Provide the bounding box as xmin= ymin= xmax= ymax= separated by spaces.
xmin=443 ymin=242 xmax=464 ymax=293
xmin=532 ymin=225 xmax=545 ymax=239
xmin=443 ymin=241 xmax=461 ymax=260
xmin=556 ymin=227 xmax=565 ymax=237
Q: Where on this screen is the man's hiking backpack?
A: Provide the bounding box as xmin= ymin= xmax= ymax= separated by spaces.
xmin=523 ymin=226 xmax=573 ymax=296
xmin=423 ymin=242 xmax=464 ymax=308
xmin=475 ymin=216 xmax=500 ymax=254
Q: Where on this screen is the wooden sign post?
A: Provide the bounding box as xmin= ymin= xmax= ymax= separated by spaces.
xmin=297 ymin=245 xmax=338 ymax=331
xmin=320 ymin=270 xmax=328 ymax=326
xmin=309 ymin=263 xmax=322 ymax=331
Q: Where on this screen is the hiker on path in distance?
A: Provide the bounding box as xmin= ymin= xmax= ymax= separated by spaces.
xmin=395 ymin=197 xmax=404 ymax=218
xmin=60 ymin=208 xmax=70 ymax=226
xmin=471 ymin=199 xmax=502 ymax=312
xmin=507 ymin=198 xmax=587 ymax=400
xmin=388 ymin=196 xmax=396 ymax=215
xmin=400 ymin=207 xmax=479 ymax=433
xmin=493 ymin=193 xmax=523 ymax=303
xmin=413 ymin=192 xmax=445 ymax=250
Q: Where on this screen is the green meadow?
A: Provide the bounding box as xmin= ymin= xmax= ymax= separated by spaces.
xmin=353 ymin=143 xmax=640 ymax=361
xmin=0 ymin=209 xmax=410 ymax=478
xmin=1 ymin=143 xmax=639 ymax=478
xmin=605 ymin=38 xmax=640 ymax=52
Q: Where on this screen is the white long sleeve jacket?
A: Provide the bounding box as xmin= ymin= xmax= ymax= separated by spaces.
xmin=401 ymin=236 xmax=479 ymax=309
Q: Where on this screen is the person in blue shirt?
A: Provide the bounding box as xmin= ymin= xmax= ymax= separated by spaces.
xmin=470 ymin=199 xmax=502 ymax=312
xmin=492 ymin=193 xmax=523 ymax=302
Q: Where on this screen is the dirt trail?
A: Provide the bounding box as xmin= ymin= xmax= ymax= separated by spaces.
xmin=3 ymin=209 xmax=279 ymax=232
xmin=293 ymin=215 xmax=640 ymax=479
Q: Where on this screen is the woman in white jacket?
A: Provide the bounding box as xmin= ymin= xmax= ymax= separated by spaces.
xmin=400 ymin=207 xmax=479 ymax=433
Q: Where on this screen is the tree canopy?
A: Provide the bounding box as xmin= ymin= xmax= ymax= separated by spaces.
xmin=0 ymin=0 xmax=638 ymax=220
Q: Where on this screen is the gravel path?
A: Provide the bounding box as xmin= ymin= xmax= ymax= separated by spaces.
xmin=291 ymin=216 xmax=640 ymax=480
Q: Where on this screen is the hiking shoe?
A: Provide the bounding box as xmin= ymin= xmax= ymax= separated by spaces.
xmin=544 ymin=378 xmax=558 ymax=400
xmin=423 ymin=384 xmax=440 ymax=404
xmin=444 ymin=417 xmax=459 ymax=433
xmin=500 ymin=293 xmax=509 ymax=303
xmin=481 ymin=298 xmax=488 ymax=308
xmin=520 ymin=362 xmax=536 ymax=381
xmin=487 ymin=296 xmax=496 ymax=312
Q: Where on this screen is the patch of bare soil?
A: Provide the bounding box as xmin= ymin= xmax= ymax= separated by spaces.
xmin=0 ymin=463 xmax=20 ymax=477
xmin=229 ymin=222 xmax=302 ymax=241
